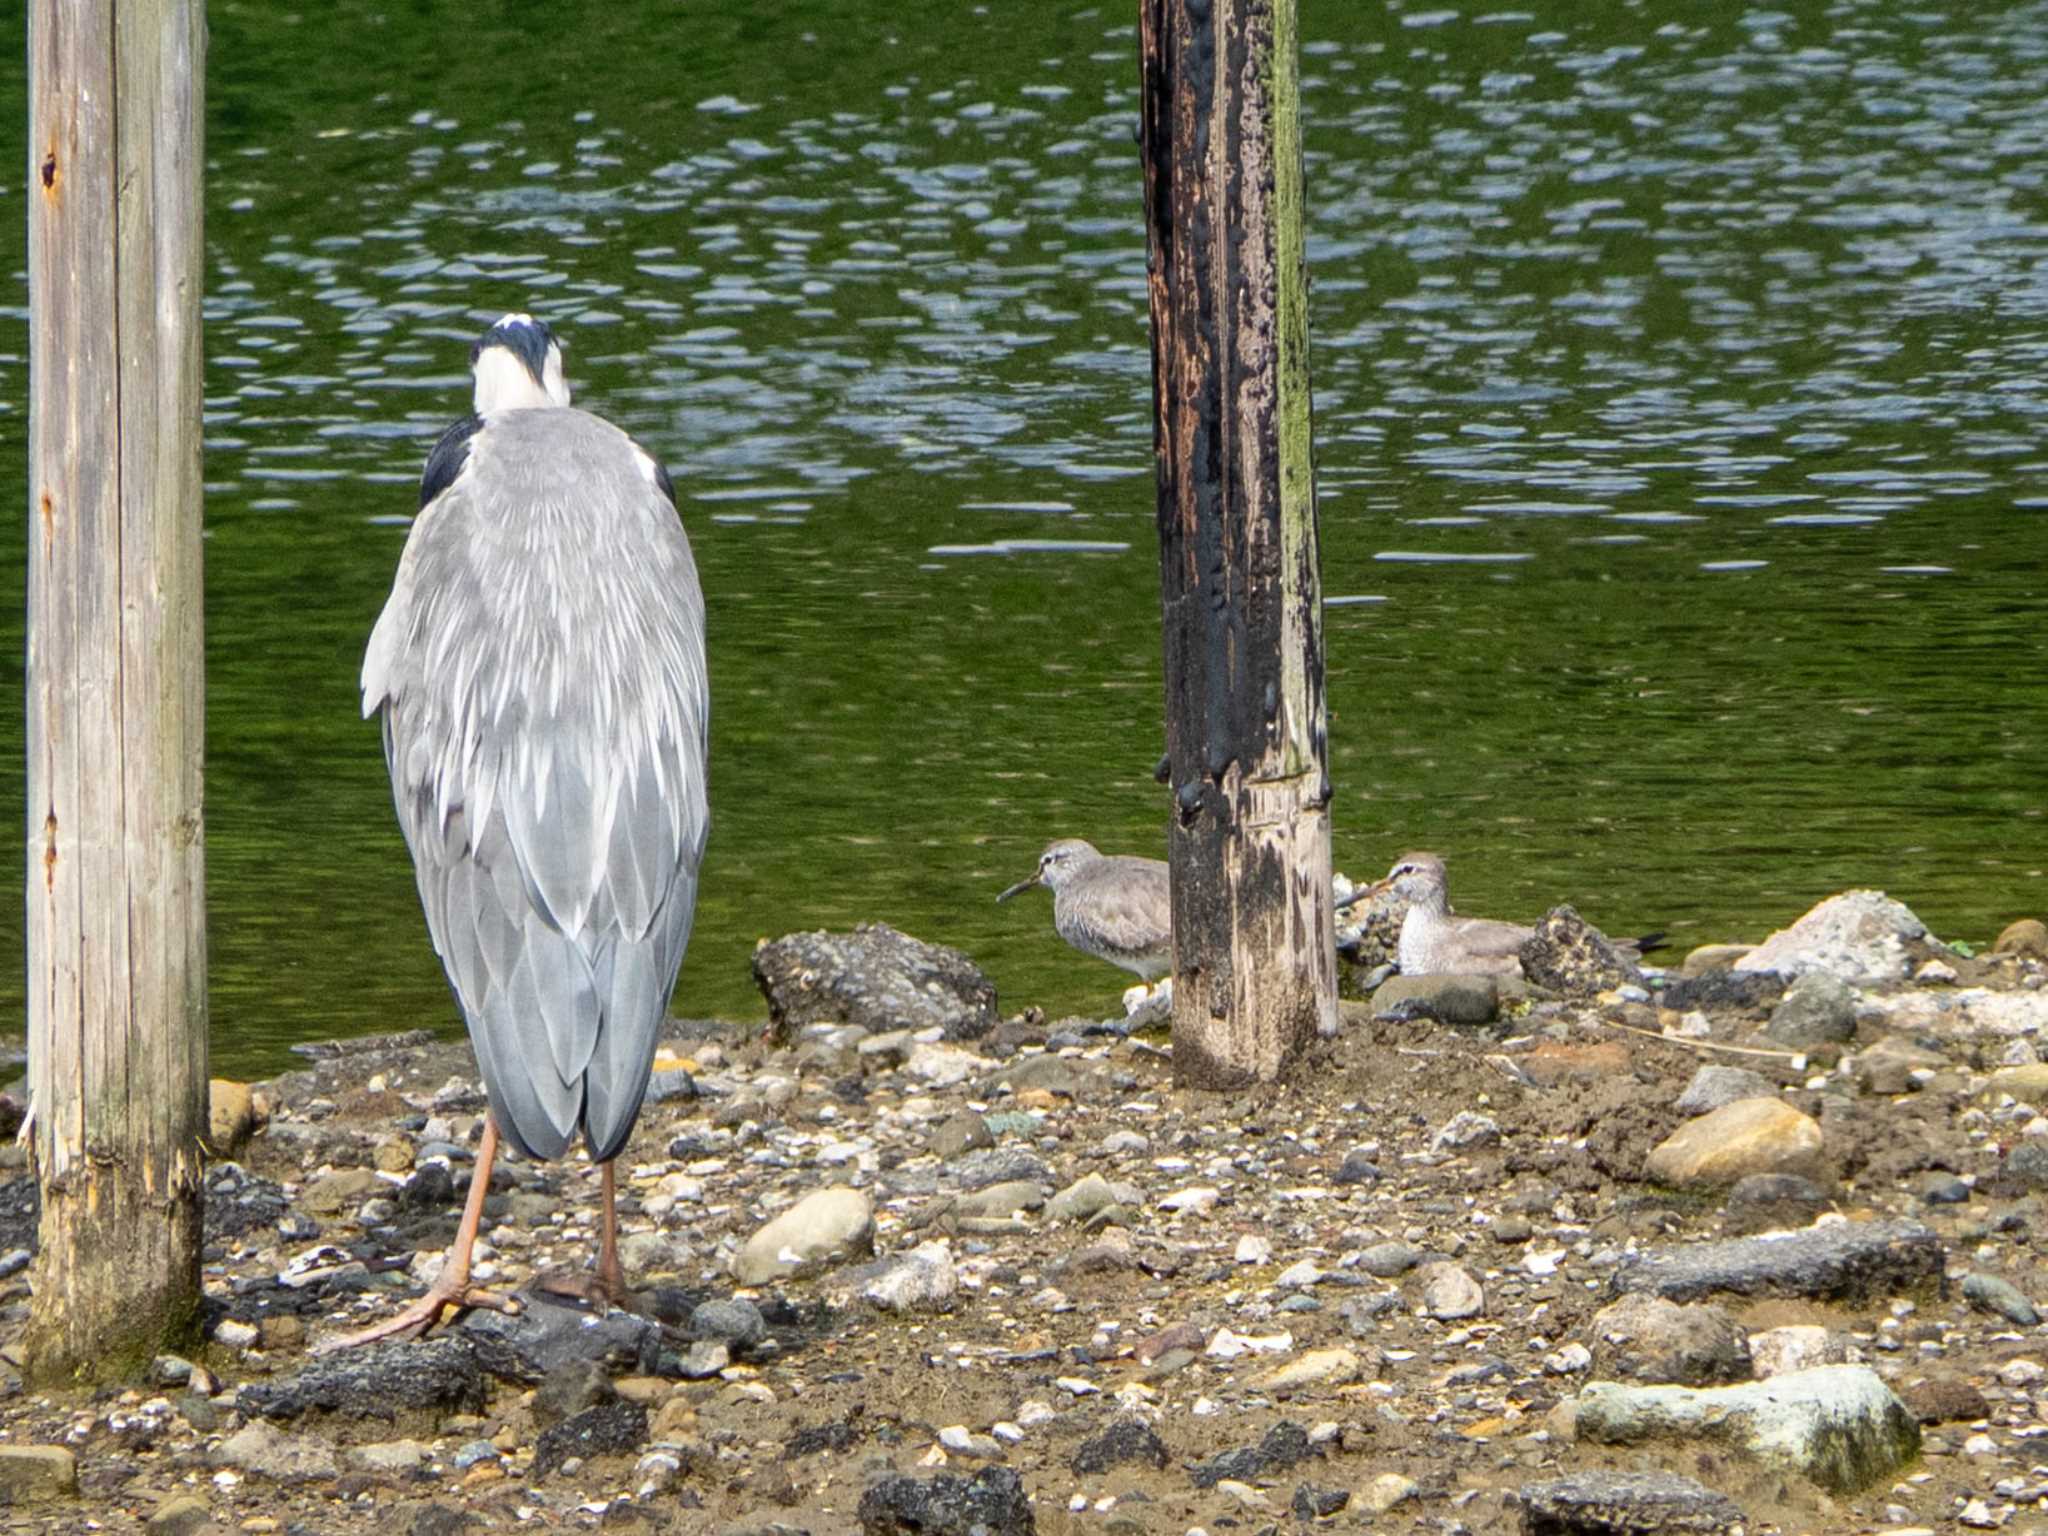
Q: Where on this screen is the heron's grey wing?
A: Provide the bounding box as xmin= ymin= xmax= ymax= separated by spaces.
xmin=364 ymin=410 xmax=708 ymax=1163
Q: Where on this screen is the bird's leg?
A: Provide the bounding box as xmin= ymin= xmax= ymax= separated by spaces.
xmin=315 ymin=1116 xmax=521 ymax=1352
xmin=535 ymin=1158 xmax=635 ymax=1312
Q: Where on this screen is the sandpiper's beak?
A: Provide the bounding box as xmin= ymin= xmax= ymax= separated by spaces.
xmin=1337 ymin=874 xmax=1394 ymax=911
xmin=997 ymin=873 xmax=1041 ymax=903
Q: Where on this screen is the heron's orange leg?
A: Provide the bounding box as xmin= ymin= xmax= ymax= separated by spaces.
xmin=315 ymin=1117 xmax=520 ymax=1351
xmin=533 ymin=1159 xmax=635 ymax=1311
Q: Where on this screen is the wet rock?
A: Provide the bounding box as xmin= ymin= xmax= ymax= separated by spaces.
xmin=216 ymin=1419 xmax=341 ymax=1482
xmin=1070 ymin=1417 xmax=1169 ymax=1474
xmin=734 ymin=1185 xmax=875 ymax=1284
xmin=1722 ymin=1172 xmax=1831 ymax=1233
xmin=1657 ymin=970 xmax=1784 ymax=1015
xmin=1519 ymin=905 xmax=1645 ymax=994
xmin=1645 ymin=1098 xmax=1824 ymax=1187
xmin=240 ymin=1336 xmax=485 ymax=1420
xmin=1371 ymin=973 xmax=1497 ymax=1026
xmin=1610 ymin=1219 xmax=1943 ymax=1304
xmin=460 ymin=1293 xmax=661 ymax=1383
xmin=1420 ymin=1261 xmax=1485 ymax=1320
xmin=1961 ymin=1271 xmax=2040 ymax=1326
xmin=533 ymin=1359 xmax=616 ymax=1429
xmin=1518 ymin=1470 xmax=1743 ymax=1535
xmin=1574 ymin=1364 xmax=1919 ymax=1492
xmin=1189 ymin=1420 xmax=1315 ymax=1489
xmin=1736 ymin=890 xmax=1929 ymax=985
xmin=1673 ymin=1066 xmax=1776 ymax=1116
xmin=1855 ymin=1035 xmax=1948 ymax=1095
xmin=689 ymin=1297 xmax=767 ymax=1350
xmin=856 ymin=1465 xmax=1035 ymax=1536
xmin=0 ymin=1445 xmax=77 ymax=1500
xmin=1765 ymin=971 xmax=1859 ymax=1048
xmin=532 ymin=1400 xmax=648 ymax=1479
xmin=1590 ymin=1295 xmax=1752 ymax=1386
xmin=1993 ymin=917 xmax=2048 ymax=958
xmin=754 ymin=922 xmax=998 ymax=1043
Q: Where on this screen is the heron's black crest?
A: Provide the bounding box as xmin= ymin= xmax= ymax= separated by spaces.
xmin=420 ymin=414 xmax=483 ymax=509
xmin=471 ymin=315 xmax=556 ymax=388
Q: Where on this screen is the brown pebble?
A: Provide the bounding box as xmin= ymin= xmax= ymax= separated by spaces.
xmin=257 ymin=1315 xmax=304 ymax=1350
xmin=1994 ymin=918 xmax=2048 ymax=959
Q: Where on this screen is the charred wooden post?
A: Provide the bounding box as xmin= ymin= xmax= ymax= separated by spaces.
xmin=26 ymin=0 xmax=209 ymax=1379
xmin=1140 ymin=0 xmax=1335 ymax=1084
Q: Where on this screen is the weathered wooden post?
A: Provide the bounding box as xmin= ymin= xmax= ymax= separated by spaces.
xmin=1140 ymin=0 xmax=1336 ymax=1085
xmin=25 ymin=0 xmax=209 ymax=1378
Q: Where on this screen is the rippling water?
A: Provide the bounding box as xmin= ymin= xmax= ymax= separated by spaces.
xmin=1 ymin=1 xmax=2044 ymax=1075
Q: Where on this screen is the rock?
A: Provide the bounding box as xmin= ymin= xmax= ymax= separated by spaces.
xmin=1674 ymin=1065 xmax=1777 ymax=1115
xmin=1256 ymin=1347 xmax=1363 ymax=1390
xmin=146 ymin=1495 xmax=213 ymax=1533
xmin=403 ymin=1504 xmax=481 ymax=1536
xmin=1681 ymin=944 xmax=1753 ymax=977
xmin=1332 ymin=1148 xmax=1382 ymax=1184
xmin=216 ymin=1419 xmax=342 ymax=1482
xmin=2006 ymin=1141 xmax=2048 ymax=1190
xmin=460 ymin=1294 xmax=660 ymax=1383
xmin=1292 ymin=1484 xmax=1351 ymax=1519
xmin=618 ymin=1230 xmax=686 ymax=1287
xmin=856 ymin=1465 xmax=1035 ymax=1536
xmin=1897 ymin=1372 xmax=1990 ymax=1425
xmin=951 ymin=1148 xmax=1052 ymax=1191
xmin=754 ymin=922 xmax=998 ymax=1043
xmin=953 ymin=1181 xmax=1047 ymax=1219
xmin=1766 ymin=970 xmax=1859 ymax=1047
xmin=1432 ymin=1110 xmax=1500 ymax=1153
xmin=1723 ymin=1172 xmax=1831 ymax=1233
xmin=689 ymin=1298 xmax=767 ymax=1350
xmin=302 ymin=1166 xmax=381 ymax=1215
xmin=1993 ymin=917 xmax=2048 ymax=958
xmin=1358 ymin=1241 xmax=1425 ymax=1278
xmin=0 ymin=1445 xmax=77 ymax=1500
xmin=1961 ymin=1270 xmax=2040 ymax=1326
xmin=1657 ymin=970 xmax=1785 ymax=1015
xmin=1748 ymin=1324 xmax=1847 ymax=1379
xmin=1358 ymin=1472 xmax=1420 ymax=1514
xmin=1736 ymin=890 xmax=1929 ymax=985
xmin=1522 ymin=1041 xmax=1632 ymax=1087
xmin=1610 ymin=1219 xmax=1943 ymax=1304
xmin=1189 ymin=1421 xmax=1315 ymax=1489
xmin=1420 ymin=1261 xmax=1485 ymax=1319
xmin=532 ymin=1360 xmax=616 ymax=1429
xmin=1046 ymin=1174 xmax=1119 ymax=1225
xmin=843 ymin=1240 xmax=958 ymax=1312
xmin=208 ymin=1079 xmax=259 ymax=1153
xmin=987 ymin=1054 xmax=1082 ymax=1097
xmin=1518 ymin=1470 xmax=1743 ymax=1535
xmin=1919 ymin=1172 xmax=1969 ymax=1205
xmin=532 ymin=1400 xmax=648 ymax=1479
xmin=1574 ymin=1364 xmax=1919 ymax=1492
xmin=1644 ymin=1098 xmax=1824 ymax=1187
xmin=1069 ymin=1417 xmax=1170 ymax=1474
xmin=240 ymin=1336 xmax=485 ymax=1420
xmin=352 ymin=1438 xmax=430 ymax=1475
xmin=1855 ymin=1034 xmax=1948 ymax=1095
xmin=1986 ymin=1062 xmax=2048 ymax=1099
xmin=1589 ymin=1295 xmax=1751 ymax=1386
xmin=678 ymin=1341 xmax=729 ymax=1379
xmin=905 ymin=1041 xmax=995 ymax=1087
xmin=928 ymin=1111 xmax=993 ymax=1159
xmin=734 ymin=1185 xmax=875 ymax=1285
xmin=1518 ymin=905 xmax=1644 ymax=994
xmin=1372 ymin=972 xmax=1498 ymax=1025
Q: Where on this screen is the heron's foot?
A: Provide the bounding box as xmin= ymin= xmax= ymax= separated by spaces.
xmin=314 ymin=1276 xmax=521 ymax=1353
xmin=532 ymin=1266 xmax=640 ymax=1315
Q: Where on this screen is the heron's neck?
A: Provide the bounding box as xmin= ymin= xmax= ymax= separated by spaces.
xmin=474 ymin=351 xmax=562 ymax=413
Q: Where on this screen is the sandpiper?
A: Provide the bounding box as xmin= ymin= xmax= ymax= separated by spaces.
xmin=998 ymin=839 xmax=1172 ymax=988
xmin=1355 ymin=851 xmax=1531 ymax=977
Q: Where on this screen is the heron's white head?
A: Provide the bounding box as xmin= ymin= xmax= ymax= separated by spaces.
xmin=471 ymin=312 xmax=571 ymax=413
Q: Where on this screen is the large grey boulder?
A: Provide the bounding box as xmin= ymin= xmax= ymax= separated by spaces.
xmin=754 ymin=922 xmax=998 ymax=1043
xmin=1735 ymin=891 xmax=1930 ymax=985
xmin=1574 ymin=1364 xmax=1919 ymax=1492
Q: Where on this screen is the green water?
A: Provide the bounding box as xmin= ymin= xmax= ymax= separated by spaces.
xmin=1 ymin=1 xmax=2044 ymax=1077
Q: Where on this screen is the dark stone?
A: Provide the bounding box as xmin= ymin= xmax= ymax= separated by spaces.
xmin=1657 ymin=972 xmax=1785 ymax=1015
xmin=459 ymin=1292 xmax=661 ymax=1384
xmin=398 ymin=1161 xmax=456 ymax=1211
xmin=786 ymin=1412 xmax=866 ymax=1458
xmin=533 ymin=1359 xmax=617 ymax=1429
xmin=1518 ymin=1471 xmax=1743 ymax=1535
xmin=1070 ymin=1418 xmax=1170 ymax=1474
xmin=1961 ymin=1271 xmax=2040 ymax=1326
xmin=239 ymin=1336 xmax=485 ymax=1421
xmin=754 ymin=922 xmax=998 ymax=1044
xmin=928 ymin=1111 xmax=995 ymax=1160
xmin=690 ymin=1297 xmax=768 ymax=1350
xmin=1291 ymin=1484 xmax=1350 ymax=1520
xmin=1919 ymin=1173 xmax=1969 ymax=1206
xmin=533 ymin=1401 xmax=649 ymax=1479
xmin=949 ymin=1148 xmax=1053 ymax=1192
xmin=1766 ymin=971 xmax=1858 ymax=1048
xmin=404 ymin=1505 xmax=482 ymax=1536
xmin=1610 ymin=1220 xmax=1943 ymax=1305
xmin=856 ymin=1466 xmax=1034 ymax=1536
xmin=1723 ymin=1172 xmax=1831 ymax=1234
xmin=203 ymin=1163 xmax=292 ymax=1240
xmin=1519 ymin=905 xmax=1645 ymax=994
xmin=1332 ymin=1149 xmax=1382 ymax=1185
xmin=1188 ymin=1420 xmax=1314 ymax=1490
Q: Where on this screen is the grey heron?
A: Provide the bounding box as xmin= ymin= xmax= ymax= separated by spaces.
xmin=333 ymin=313 xmax=708 ymax=1347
